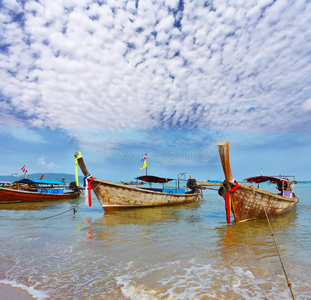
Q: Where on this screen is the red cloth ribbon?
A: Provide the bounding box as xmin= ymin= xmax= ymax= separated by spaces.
xmin=87 ymin=176 xmax=94 ymax=207
xmin=225 ymin=181 xmax=239 ymax=224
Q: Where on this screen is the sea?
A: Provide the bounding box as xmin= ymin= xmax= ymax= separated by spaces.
xmin=0 ymin=182 xmax=311 ymax=300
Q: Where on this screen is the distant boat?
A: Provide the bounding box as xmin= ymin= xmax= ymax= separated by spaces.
xmin=0 ymin=179 xmax=81 ymax=204
xmin=197 ymin=180 xmax=222 ymax=187
xmin=0 ymin=181 xmax=12 ymax=187
xmin=120 ymin=180 xmax=145 ymax=186
xmin=217 ymin=141 xmax=299 ymax=223
xmin=74 ymin=152 xmax=201 ymax=211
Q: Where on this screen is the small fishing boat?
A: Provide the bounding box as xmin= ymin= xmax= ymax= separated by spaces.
xmin=74 ymin=152 xmax=201 ymax=211
xmin=120 ymin=180 xmax=145 ymax=186
xmin=0 ymin=181 xmax=12 ymax=187
xmin=0 ymin=179 xmax=81 ymax=204
xmin=217 ymin=141 xmax=299 ymax=223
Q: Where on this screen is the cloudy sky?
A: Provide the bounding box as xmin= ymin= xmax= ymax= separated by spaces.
xmin=1 ymin=0 xmax=311 ymax=181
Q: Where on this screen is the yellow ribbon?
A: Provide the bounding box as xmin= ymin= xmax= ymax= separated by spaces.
xmin=75 ymin=152 xmax=83 ymax=186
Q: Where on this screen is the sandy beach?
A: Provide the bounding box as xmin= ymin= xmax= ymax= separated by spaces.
xmin=0 ymin=283 xmax=34 ymax=300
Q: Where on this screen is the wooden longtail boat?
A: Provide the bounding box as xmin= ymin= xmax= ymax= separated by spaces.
xmin=217 ymin=141 xmax=299 ymax=223
xmin=74 ymin=152 xmax=200 ymax=211
xmin=0 ymin=179 xmax=81 ymax=204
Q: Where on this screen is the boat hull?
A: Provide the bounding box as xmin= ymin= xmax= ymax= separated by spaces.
xmin=0 ymin=187 xmax=81 ymax=204
xmin=90 ymin=179 xmax=199 ymax=211
xmin=219 ymin=183 xmax=298 ymax=222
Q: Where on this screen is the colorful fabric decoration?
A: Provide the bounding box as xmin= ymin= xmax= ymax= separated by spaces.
xmin=75 ymin=152 xmax=83 ymax=186
xmin=225 ymin=180 xmax=239 ymax=224
xmin=84 ymin=174 xmax=94 ymax=207
xmin=140 ymin=153 xmax=147 ymax=170
xmin=21 ymin=165 xmax=27 ymax=179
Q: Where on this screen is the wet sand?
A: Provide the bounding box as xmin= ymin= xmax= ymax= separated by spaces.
xmin=0 ymin=283 xmax=35 ymax=300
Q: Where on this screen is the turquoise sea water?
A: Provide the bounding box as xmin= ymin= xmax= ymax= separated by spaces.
xmin=0 ymin=183 xmax=310 ymax=299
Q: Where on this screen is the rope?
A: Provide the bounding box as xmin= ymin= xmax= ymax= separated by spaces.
xmin=40 ymin=181 xmax=101 ymax=220
xmin=39 ymin=196 xmax=85 ymax=220
xmin=204 ymin=187 xmax=219 ymax=191
xmin=263 ymin=206 xmax=295 ymax=300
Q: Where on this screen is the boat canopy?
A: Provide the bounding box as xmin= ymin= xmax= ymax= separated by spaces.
xmin=0 ymin=181 xmax=11 ymax=184
xmin=135 ymin=175 xmax=174 ymax=183
xmin=14 ymin=179 xmax=65 ymax=185
xmin=244 ymin=176 xmax=291 ymax=185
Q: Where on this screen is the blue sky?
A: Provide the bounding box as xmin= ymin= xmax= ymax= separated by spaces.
xmin=1 ymin=0 xmax=311 ymax=181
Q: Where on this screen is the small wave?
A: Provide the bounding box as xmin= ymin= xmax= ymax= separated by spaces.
xmin=115 ymin=259 xmax=298 ymax=300
xmin=0 ymin=279 xmax=49 ymax=300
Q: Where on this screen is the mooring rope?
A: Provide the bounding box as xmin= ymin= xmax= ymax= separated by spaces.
xmin=39 ymin=182 xmax=102 ymax=220
xmin=263 ymin=206 xmax=295 ymax=300
xmin=203 ymin=187 xmax=219 ymax=191
xmin=39 ymin=197 xmax=85 ymax=220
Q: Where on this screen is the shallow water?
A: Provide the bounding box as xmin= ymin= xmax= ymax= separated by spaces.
xmin=0 ymin=183 xmax=311 ymax=299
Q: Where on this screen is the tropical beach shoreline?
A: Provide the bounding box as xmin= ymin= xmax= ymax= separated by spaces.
xmin=0 ymin=184 xmax=310 ymax=299
xmin=0 ymin=283 xmax=35 ymax=300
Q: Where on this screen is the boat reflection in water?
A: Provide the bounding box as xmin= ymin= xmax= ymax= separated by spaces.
xmin=213 ymin=207 xmax=299 ymax=298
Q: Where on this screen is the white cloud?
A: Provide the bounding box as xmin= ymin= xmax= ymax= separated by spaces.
xmin=2 ymin=0 xmax=20 ymax=11
xmin=37 ymin=156 xmax=57 ymax=171
xmin=165 ymin=0 xmax=180 ymax=11
xmin=0 ymin=0 xmax=311 ymax=151
xmin=302 ymin=99 xmax=311 ymax=113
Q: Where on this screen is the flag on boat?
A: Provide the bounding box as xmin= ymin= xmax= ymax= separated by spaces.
xmin=21 ymin=165 xmax=27 ymax=179
xmin=140 ymin=153 xmax=147 ymax=170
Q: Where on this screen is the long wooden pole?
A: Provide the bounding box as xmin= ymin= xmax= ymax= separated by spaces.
xmin=146 ymin=150 xmax=147 ymax=176
xmin=74 ymin=152 xmax=90 ymax=177
xmin=217 ymin=141 xmax=234 ymax=183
